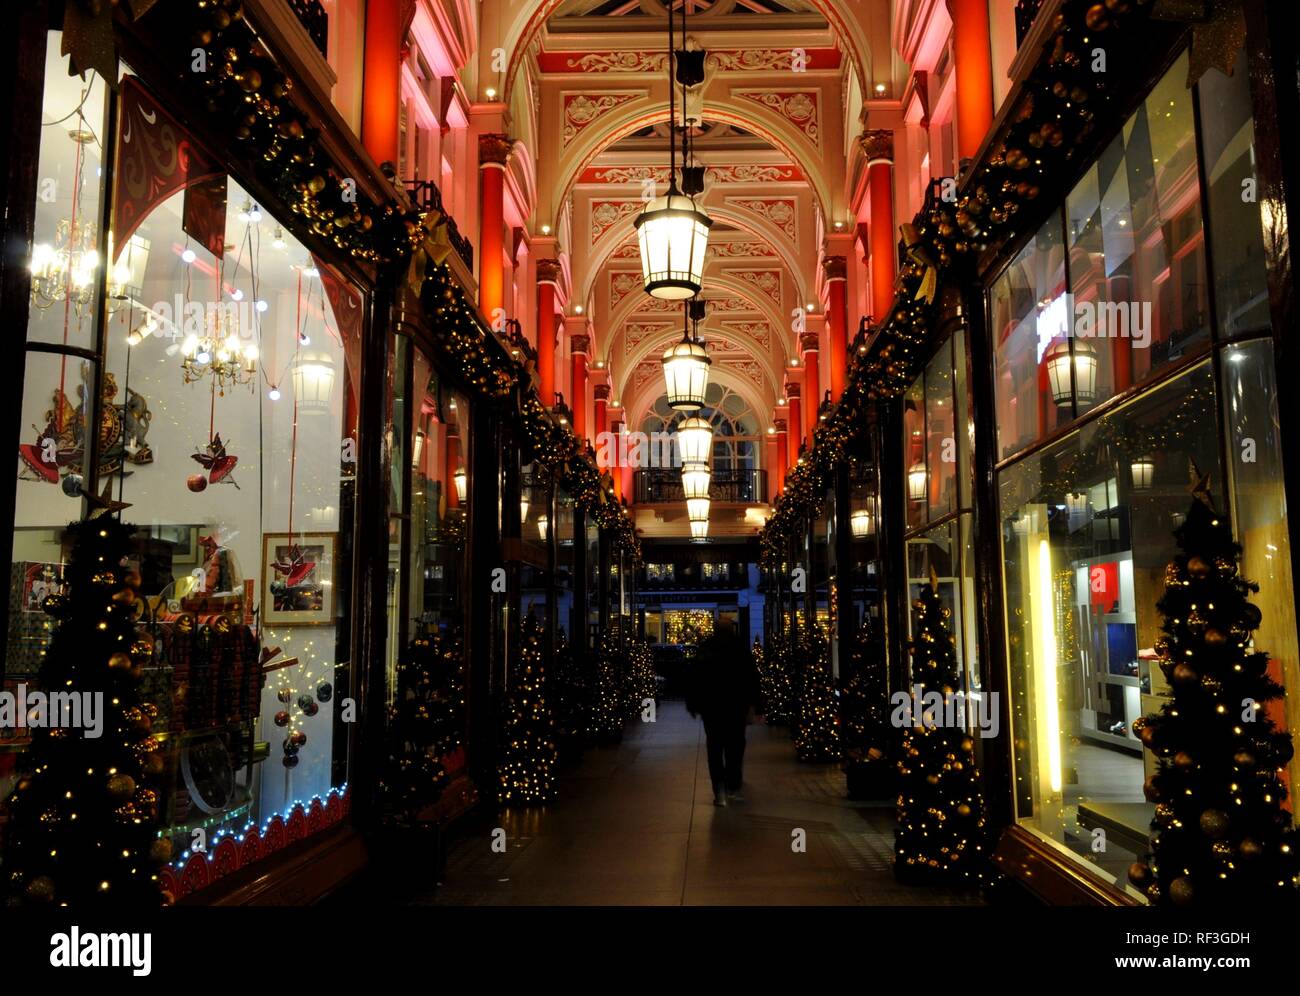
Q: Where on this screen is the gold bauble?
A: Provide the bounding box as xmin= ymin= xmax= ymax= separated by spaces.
xmin=107 ymin=773 xmax=137 ymax=801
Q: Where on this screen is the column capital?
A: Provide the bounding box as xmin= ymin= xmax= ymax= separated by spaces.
xmin=536 ymin=257 xmax=562 ymax=286
xmin=479 ymin=133 xmax=516 ymax=168
xmin=822 ymin=254 xmax=848 ymax=282
xmin=773 ymin=418 xmax=787 ymax=433
xmin=799 ymin=330 xmax=820 ymax=354
xmin=570 ymin=333 xmax=591 ymax=355
xmin=785 ymin=382 xmax=801 ymax=399
xmin=593 ymin=383 xmax=611 ymax=401
xmin=858 ymin=128 xmax=894 ymax=166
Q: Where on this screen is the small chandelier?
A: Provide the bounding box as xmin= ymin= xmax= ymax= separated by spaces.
xmin=681 ymin=462 xmax=711 ymax=500
xmin=29 ymin=128 xmax=101 ymax=314
xmin=676 ymin=415 xmax=713 ymax=466
xmin=907 ymin=462 xmax=927 ymax=502
xmin=1043 ymin=337 xmax=1098 ymax=408
xmin=1130 ymin=455 xmax=1156 ymax=491
xmin=634 ymin=0 xmax=711 ymax=299
xmin=182 ymin=306 xmax=259 ymax=394
xmin=662 ymin=299 xmax=711 ymax=411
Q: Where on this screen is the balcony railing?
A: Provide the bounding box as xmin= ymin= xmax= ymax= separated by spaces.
xmin=288 ymin=0 xmax=328 ymax=58
xmin=634 ymin=468 xmax=767 ymax=505
xmin=405 ymin=179 xmax=474 ymax=272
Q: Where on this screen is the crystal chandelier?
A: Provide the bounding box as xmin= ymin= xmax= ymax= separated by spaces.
xmin=180 ymin=305 xmax=259 ymax=394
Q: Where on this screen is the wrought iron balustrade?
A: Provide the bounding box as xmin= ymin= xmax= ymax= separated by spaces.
xmin=633 ymin=468 xmax=767 ymax=505
xmin=404 ymin=179 xmax=475 ymax=272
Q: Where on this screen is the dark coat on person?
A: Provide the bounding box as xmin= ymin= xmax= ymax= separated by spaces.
xmin=686 ymin=630 xmax=763 ymax=726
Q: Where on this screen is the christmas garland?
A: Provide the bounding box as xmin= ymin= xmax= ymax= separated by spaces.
xmin=761 ymin=0 xmax=1210 ymax=566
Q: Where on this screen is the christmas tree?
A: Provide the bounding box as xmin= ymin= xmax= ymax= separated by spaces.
xmin=1129 ymin=478 xmax=1300 ymax=905
xmin=497 ymin=611 xmax=557 ymax=803
xmin=895 ymin=571 xmax=993 ymax=887
xmin=841 ymin=617 xmax=894 ymax=799
xmin=379 ymin=630 xmax=461 ymax=823
xmin=589 ymin=628 xmax=625 ymax=744
xmin=551 ymin=627 xmax=588 ymax=762
xmin=1 ymin=518 xmax=165 ymax=907
xmin=761 ymin=631 xmax=794 ymax=725
xmin=625 ymin=640 xmax=656 ymax=721
xmin=795 ymin=630 xmax=840 ymax=762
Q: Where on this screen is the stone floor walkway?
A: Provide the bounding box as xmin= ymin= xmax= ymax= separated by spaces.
xmin=420 ymin=700 xmax=983 ymax=906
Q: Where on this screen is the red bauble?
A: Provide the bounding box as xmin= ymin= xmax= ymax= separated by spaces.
xmin=187 ymin=474 xmax=208 ymax=493
xmin=273 ymin=710 xmax=290 ymax=727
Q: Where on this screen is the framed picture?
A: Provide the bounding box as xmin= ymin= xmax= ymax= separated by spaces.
xmin=260 ymin=532 xmax=338 ymax=626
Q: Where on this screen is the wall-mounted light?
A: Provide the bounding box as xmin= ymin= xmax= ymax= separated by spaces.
xmin=1043 ymin=337 xmax=1098 ymax=408
xmin=907 ymin=462 xmax=927 ymax=502
xmin=1130 ymin=455 xmax=1156 ymax=491
xmin=453 ymin=466 xmax=468 ymax=503
xmin=537 ymin=514 xmax=549 ymax=540
xmin=850 ymin=504 xmax=875 ymax=538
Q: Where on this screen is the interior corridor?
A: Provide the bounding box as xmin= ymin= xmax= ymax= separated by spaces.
xmin=421 ymin=702 xmax=981 ymax=907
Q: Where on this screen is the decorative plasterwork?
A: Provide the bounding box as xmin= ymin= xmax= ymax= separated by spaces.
xmin=537 ymin=49 xmax=842 ymax=74
xmin=563 ymin=92 xmax=639 ymax=148
xmin=728 ymin=269 xmax=783 ymax=307
xmin=581 ymin=163 xmax=803 ymax=185
xmin=722 ymin=357 xmax=766 ymax=387
xmin=590 ymin=199 xmax=642 ymax=243
xmin=719 ymin=319 xmax=772 ymax=351
xmin=609 ymin=270 xmax=644 ymax=309
xmin=733 ymin=90 xmax=820 ymax=145
xmin=623 ymin=321 xmax=676 ymax=356
xmin=633 ymin=359 xmax=661 ymax=394
xmin=724 ymin=197 xmax=797 ymax=240
xmin=708 ymin=239 xmax=778 ymax=259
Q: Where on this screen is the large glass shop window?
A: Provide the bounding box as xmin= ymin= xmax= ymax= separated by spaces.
xmin=1000 ymin=362 xmax=1220 ymax=899
xmin=12 ymin=71 xmax=363 ymax=871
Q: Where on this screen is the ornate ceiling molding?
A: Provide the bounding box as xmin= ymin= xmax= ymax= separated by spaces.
xmin=536 ymin=48 xmax=842 ymax=75
xmin=723 ymin=196 xmax=797 ymax=240
xmin=589 ymin=199 xmax=642 ymax=243
xmin=581 ymin=163 xmax=804 ymax=185
xmin=732 ymin=90 xmax=820 ymax=146
xmin=726 ymin=267 xmax=784 ymax=307
xmin=563 ymin=92 xmax=641 ymax=147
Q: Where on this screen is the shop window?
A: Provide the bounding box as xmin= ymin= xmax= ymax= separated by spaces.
xmin=9 ymin=62 xmax=364 ymax=879
xmin=902 ymin=329 xmax=972 ymax=527
xmin=904 ymin=516 xmax=980 ymax=708
xmin=1196 ymin=45 xmax=1271 ymax=339
xmin=1065 ymin=51 xmax=1209 ymax=407
xmin=999 ymin=361 xmax=1220 ymax=900
xmin=991 ymin=216 xmax=1069 ymax=460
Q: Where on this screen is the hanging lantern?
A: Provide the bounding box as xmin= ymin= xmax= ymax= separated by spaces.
xmin=690 ymin=518 xmax=709 ymax=540
xmin=662 ymin=337 xmax=711 ymax=411
xmin=907 ymin=462 xmax=927 ymax=502
xmin=1043 ymin=337 xmax=1099 ymax=408
xmin=635 ymin=0 xmax=711 ymax=298
xmin=453 ymin=466 xmax=468 ymax=503
xmin=687 ymin=497 xmax=710 ymax=522
xmin=1130 ymin=455 xmax=1156 ymax=491
xmin=635 ymin=190 xmax=712 ymax=298
xmin=850 ymin=504 xmax=875 ymax=538
xmin=520 ymin=496 xmax=531 ymax=523
xmin=681 ymin=462 xmax=711 ymax=500
xmin=676 ymin=416 xmax=713 ymax=466
xmin=537 ymin=514 xmax=549 ymax=540
xmin=290 ymin=353 xmax=336 ymax=413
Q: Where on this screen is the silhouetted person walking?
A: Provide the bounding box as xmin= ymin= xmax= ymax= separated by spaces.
xmin=686 ymin=618 xmax=763 ymax=806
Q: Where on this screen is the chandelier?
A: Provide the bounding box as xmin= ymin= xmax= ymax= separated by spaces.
xmin=180 ymin=305 xmax=259 ymax=394
xmin=662 ymin=298 xmax=711 ymax=411
xmin=634 ymin=0 xmax=711 ymax=299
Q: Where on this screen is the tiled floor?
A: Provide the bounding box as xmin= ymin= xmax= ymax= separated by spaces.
xmin=420 ymin=701 xmax=983 ymax=906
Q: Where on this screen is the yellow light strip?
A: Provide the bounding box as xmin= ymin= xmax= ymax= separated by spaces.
xmin=1037 ymin=538 xmax=1063 ymax=794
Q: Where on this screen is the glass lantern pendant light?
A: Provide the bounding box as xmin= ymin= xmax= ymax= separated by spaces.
xmin=907 ymin=462 xmax=927 ymax=503
xmin=1043 ymin=337 xmax=1099 ymax=408
xmin=681 ymin=462 xmax=711 ymax=500
xmin=687 ymin=497 xmax=710 ymax=523
xmin=662 ymin=299 xmax=711 ymax=411
xmin=676 ymin=415 xmax=713 ymax=467
xmin=690 ymin=518 xmax=709 ymax=540
xmin=634 ymin=0 xmax=711 ymax=299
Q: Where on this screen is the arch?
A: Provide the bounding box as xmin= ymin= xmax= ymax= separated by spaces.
xmin=616 ymin=324 xmax=782 ymax=408
xmin=499 ymin=0 xmax=870 ymax=117
xmin=601 ymin=269 xmax=789 ymax=366
xmin=556 ymin=103 xmax=832 ymax=234
xmin=581 ymin=199 xmax=810 ymax=307
xmin=623 ymin=362 xmax=774 ymax=441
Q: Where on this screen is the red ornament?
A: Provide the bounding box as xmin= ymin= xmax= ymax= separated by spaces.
xmin=273 ymin=710 xmax=290 ymax=727
xmin=187 ymin=474 xmax=208 ymax=493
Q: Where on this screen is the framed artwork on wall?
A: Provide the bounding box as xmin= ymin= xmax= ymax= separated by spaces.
xmin=260 ymin=532 xmax=338 ymax=626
